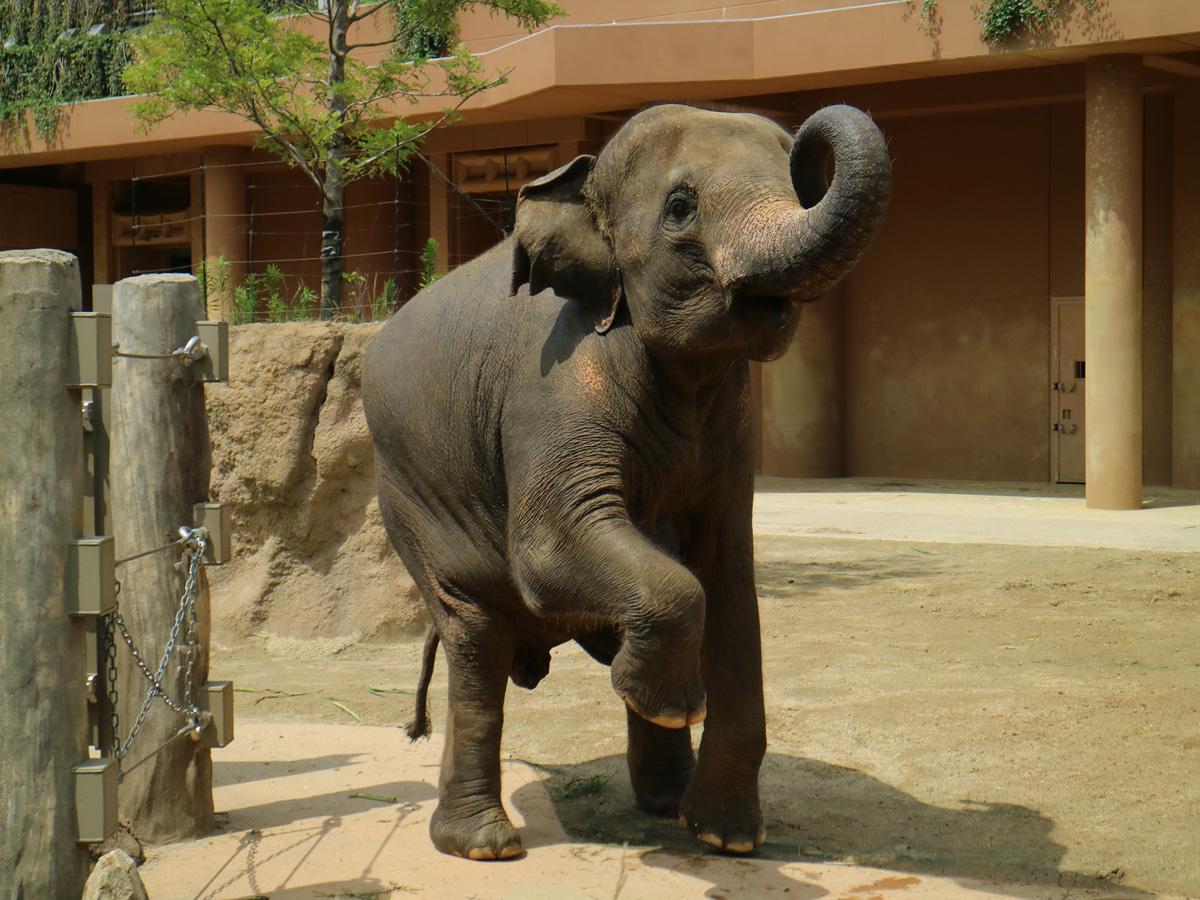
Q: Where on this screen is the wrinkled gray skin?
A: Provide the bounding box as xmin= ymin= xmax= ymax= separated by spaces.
xmin=363 ymin=103 xmax=890 ymax=861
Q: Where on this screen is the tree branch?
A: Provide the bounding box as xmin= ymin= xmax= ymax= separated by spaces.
xmin=347 ymin=1 xmax=389 ymax=25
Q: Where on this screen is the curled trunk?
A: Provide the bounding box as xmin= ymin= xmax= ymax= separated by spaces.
xmin=739 ymin=105 xmax=892 ymax=300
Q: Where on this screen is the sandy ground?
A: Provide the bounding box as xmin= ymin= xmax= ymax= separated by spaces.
xmin=140 ymin=482 xmax=1200 ymax=899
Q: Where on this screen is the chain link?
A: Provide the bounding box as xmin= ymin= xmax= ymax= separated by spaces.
xmin=103 ymin=612 xmax=120 ymax=759
xmin=106 ymin=529 xmax=209 ymax=772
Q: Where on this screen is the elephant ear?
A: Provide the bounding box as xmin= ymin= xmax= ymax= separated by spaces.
xmin=511 ymin=154 xmax=622 ymax=332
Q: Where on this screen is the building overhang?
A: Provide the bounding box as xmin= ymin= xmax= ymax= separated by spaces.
xmin=2 ymin=0 xmax=1200 ymax=170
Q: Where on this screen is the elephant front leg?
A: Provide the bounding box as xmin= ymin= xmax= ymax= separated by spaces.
xmin=627 ymin=706 xmax=694 ymax=817
xmin=677 ymin=502 xmax=767 ymax=855
xmin=431 ymin=629 xmax=523 ymax=861
xmin=513 ymin=522 xmax=707 ymax=730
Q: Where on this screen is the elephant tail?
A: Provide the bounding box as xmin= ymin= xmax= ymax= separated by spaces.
xmin=405 ymin=625 xmax=439 ymax=741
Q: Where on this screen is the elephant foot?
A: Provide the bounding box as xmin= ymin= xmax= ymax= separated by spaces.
xmin=611 ymin=642 xmax=706 ymax=730
xmin=678 ymin=786 xmax=765 ymax=856
xmin=430 ymin=802 xmax=524 ymax=861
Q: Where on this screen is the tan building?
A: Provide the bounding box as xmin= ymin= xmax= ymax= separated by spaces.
xmin=2 ymin=0 xmax=1198 ymax=505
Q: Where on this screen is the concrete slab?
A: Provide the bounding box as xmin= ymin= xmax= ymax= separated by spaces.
xmin=139 ymin=722 xmax=1155 ymax=900
xmin=753 ymin=478 xmax=1200 ymax=553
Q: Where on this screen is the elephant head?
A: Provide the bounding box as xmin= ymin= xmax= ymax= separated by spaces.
xmin=511 ymin=103 xmax=891 ymax=362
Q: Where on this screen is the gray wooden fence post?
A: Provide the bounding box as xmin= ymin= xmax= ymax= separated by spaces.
xmin=0 ymin=250 xmax=90 ymax=897
xmin=110 ymin=274 xmax=214 ymax=840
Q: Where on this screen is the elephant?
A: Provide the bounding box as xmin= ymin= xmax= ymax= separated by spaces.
xmin=362 ymin=102 xmax=891 ymax=861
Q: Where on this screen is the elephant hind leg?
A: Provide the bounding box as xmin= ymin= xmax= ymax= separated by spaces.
xmin=430 ymin=615 xmax=523 ymax=861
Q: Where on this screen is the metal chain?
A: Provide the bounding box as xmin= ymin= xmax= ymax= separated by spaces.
xmin=184 ymin=550 xmax=202 ymax=737
xmin=103 ymin=612 xmax=121 ymax=759
xmin=111 ymin=529 xmax=209 ymax=768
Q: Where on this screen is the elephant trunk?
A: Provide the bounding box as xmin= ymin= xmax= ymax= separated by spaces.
xmin=733 ymin=105 xmax=891 ymax=302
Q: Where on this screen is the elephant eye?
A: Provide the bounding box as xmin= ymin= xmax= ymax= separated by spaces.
xmin=664 ymin=189 xmax=697 ymax=226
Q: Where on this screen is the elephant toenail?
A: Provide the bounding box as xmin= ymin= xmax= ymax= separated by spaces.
xmin=649 ymin=712 xmax=688 ymax=729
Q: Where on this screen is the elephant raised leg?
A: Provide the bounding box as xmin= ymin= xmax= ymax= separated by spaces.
xmin=512 ymin=517 xmax=708 ymax=731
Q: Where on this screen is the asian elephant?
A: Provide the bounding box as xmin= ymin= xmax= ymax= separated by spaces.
xmin=362 ymin=102 xmax=891 ymax=861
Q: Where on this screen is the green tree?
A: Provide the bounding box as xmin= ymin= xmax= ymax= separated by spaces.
xmin=124 ymin=0 xmax=558 ymax=319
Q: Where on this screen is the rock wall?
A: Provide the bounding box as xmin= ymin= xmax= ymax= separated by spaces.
xmin=205 ymin=323 xmax=424 ymax=647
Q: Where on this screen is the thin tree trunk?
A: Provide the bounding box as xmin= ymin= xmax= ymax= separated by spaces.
xmin=320 ymin=0 xmax=350 ymax=320
xmin=320 ymin=168 xmax=345 ymax=320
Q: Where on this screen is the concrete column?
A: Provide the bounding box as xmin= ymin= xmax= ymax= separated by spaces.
xmin=1173 ymin=83 xmax=1200 ymax=489
xmin=202 ymin=148 xmax=248 ymax=320
xmin=759 ymin=291 xmax=844 ymax=477
xmin=1085 ymin=56 xmax=1144 ymax=509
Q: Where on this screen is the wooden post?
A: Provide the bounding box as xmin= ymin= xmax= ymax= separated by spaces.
xmin=110 ymin=274 xmax=214 ymax=840
xmin=0 ymin=250 xmax=90 ymax=897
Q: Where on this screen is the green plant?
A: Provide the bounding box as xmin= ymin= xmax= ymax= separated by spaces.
xmin=233 ymin=273 xmax=260 ymax=325
xmin=262 ymin=263 xmax=289 ymax=321
xmin=342 ymin=269 xmax=367 ymax=320
xmin=419 ymin=237 xmax=442 ymax=290
xmin=196 ymin=255 xmax=231 ymax=314
xmin=916 ymin=0 xmax=1095 ymax=44
xmin=1 ymin=2 xmax=136 ymax=140
xmin=294 ymin=283 xmax=316 ymax=321
xmin=266 ymin=291 xmax=289 ymax=322
xmin=373 ymin=277 xmax=398 ymax=321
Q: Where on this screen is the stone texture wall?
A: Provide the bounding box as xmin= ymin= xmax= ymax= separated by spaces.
xmin=205 ymin=322 xmax=424 ymax=647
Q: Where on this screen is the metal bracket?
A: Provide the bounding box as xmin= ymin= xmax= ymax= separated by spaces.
xmin=73 ymin=758 xmax=117 ymax=844
xmin=68 ymin=536 xmax=116 ymax=616
xmin=68 ymin=312 xmax=112 ymax=388
xmin=193 ymin=502 xmax=231 ymax=564
xmin=193 ymin=320 xmax=229 ymax=383
xmin=201 ymin=681 xmax=235 ymax=748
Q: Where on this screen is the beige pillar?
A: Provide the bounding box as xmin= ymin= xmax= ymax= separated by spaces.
xmin=202 ymin=148 xmax=248 ymax=319
xmin=1085 ymin=56 xmax=1144 ymax=509
xmin=1173 ymin=83 xmax=1200 ymax=489
xmin=759 ymin=292 xmax=844 ymax=477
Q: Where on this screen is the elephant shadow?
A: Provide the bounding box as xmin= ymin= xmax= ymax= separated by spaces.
xmin=509 ymin=751 xmax=1147 ymax=898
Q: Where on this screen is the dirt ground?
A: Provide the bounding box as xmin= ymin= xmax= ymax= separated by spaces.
xmin=144 ymin=531 xmax=1200 ymax=899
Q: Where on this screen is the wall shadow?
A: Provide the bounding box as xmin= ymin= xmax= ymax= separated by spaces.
xmin=511 ymin=752 xmax=1148 ymax=898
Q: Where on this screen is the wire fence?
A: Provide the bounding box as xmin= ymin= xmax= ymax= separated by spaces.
xmin=118 ymin=153 xmax=518 ymax=323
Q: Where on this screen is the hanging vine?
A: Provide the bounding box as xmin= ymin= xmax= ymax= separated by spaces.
xmin=0 ymin=0 xmax=460 ymax=142
xmin=917 ymin=0 xmax=1097 ymax=44
xmin=0 ymin=0 xmax=140 ymax=140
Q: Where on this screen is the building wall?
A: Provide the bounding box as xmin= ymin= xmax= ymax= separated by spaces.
xmin=835 ymin=96 xmax=1175 ymax=485
xmin=0 ymin=184 xmax=77 ymax=252
xmin=844 ymin=106 xmax=1052 ymax=481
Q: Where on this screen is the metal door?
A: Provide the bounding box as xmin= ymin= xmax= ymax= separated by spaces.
xmin=1052 ymin=299 xmax=1085 ymax=483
